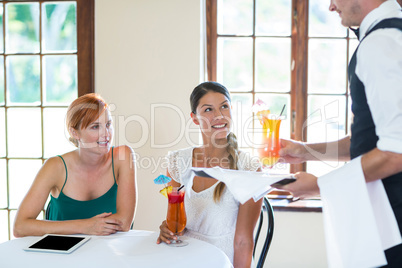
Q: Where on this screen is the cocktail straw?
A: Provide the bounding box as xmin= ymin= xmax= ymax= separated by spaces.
xmin=279 ymin=104 xmax=286 ymax=117
xmin=177 ymin=185 xmax=185 ymax=192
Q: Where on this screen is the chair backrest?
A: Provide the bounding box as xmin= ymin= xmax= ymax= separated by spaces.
xmin=45 ymin=202 xmax=51 ymax=220
xmin=253 ymin=196 xmax=274 ymax=268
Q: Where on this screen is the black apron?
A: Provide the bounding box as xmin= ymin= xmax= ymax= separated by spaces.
xmin=348 ymin=18 xmax=402 ymax=267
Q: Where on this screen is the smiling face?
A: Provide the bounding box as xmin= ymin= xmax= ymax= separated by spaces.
xmin=191 ymin=91 xmax=232 ymax=143
xmin=71 ymin=109 xmax=113 ymax=152
xmin=329 ymin=0 xmax=365 ymax=27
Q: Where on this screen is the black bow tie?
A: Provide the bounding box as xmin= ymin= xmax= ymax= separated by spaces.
xmin=350 ymin=27 xmax=360 ymax=40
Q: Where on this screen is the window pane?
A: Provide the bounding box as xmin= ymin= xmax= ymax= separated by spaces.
xmin=0 ymin=108 xmax=5 ymax=157
xmin=0 ymin=56 xmax=4 ymax=105
xmin=256 ymin=0 xmax=291 ymax=36
xmin=349 ymin=39 xmax=359 ymax=61
xmin=0 ymin=210 xmax=8 ymax=243
xmin=6 ymin=55 xmax=40 ymax=105
xmin=5 ymin=3 xmax=40 ymax=54
xmin=0 ymin=160 xmax=6 ymax=208
xmin=42 ymin=2 xmax=77 ymax=53
xmin=309 ymin=0 xmax=347 ymax=38
xmin=239 ymin=147 xmax=253 ymax=156
xmin=9 ymin=210 xmax=16 ymax=239
xmin=217 ymin=37 xmax=253 ymax=92
xmin=7 ymin=108 xmax=42 ymax=158
xmin=307 ymin=95 xmax=346 ymax=143
xmin=255 ymin=38 xmax=291 ymax=92
xmin=231 ymin=93 xmax=252 ymax=148
xmin=217 ymin=0 xmax=253 ymax=35
xmin=44 ymin=108 xmax=75 ymax=157
xmin=308 ymin=39 xmax=347 ymax=94
xmin=307 ymin=161 xmax=344 ymax=178
xmin=9 ymin=159 xmax=42 ymax=209
xmin=43 ymin=55 xmax=77 ymax=105
xmin=0 ymin=5 xmax=3 ymax=53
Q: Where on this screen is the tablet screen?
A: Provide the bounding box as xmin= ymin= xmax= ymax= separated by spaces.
xmin=25 ymin=234 xmax=90 ymax=254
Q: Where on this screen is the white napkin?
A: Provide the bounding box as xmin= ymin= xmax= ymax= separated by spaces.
xmin=318 ymin=156 xmax=401 ymax=268
xmin=188 ymin=167 xmax=293 ymax=204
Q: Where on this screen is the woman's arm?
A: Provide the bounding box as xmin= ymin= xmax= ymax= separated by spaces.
xmin=233 ymin=198 xmax=263 ymax=268
xmin=13 ymin=157 xmax=61 ymax=237
xmin=14 ymin=157 xmax=123 ymax=237
xmin=106 ymin=145 xmax=137 ymax=231
xmin=14 ymin=156 xmax=125 ymax=237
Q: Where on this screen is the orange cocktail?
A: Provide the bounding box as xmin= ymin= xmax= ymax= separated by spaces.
xmin=166 ymin=187 xmax=187 ymax=246
xmin=258 ymin=115 xmax=283 ymax=167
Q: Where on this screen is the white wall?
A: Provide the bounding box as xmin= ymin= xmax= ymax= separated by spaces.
xmin=95 ymin=0 xmax=202 ymax=232
xmin=95 ymin=1 xmax=327 ymax=267
xmin=263 ymin=211 xmax=327 ymax=268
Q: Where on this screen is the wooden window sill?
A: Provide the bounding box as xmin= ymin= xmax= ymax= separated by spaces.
xmin=267 ymin=190 xmax=322 ymax=212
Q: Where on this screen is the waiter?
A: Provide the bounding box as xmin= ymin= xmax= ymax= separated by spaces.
xmin=278 ymin=0 xmax=402 ymax=267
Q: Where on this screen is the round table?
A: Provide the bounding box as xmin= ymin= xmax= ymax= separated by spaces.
xmin=0 ymin=230 xmax=233 ymax=268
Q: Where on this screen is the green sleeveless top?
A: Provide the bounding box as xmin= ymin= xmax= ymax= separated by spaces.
xmin=46 ymin=147 xmax=118 ymax=221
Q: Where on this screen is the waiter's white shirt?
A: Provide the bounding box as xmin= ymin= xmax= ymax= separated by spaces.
xmin=356 ymin=0 xmax=402 ymax=153
xmin=317 ymin=1 xmax=402 ymax=267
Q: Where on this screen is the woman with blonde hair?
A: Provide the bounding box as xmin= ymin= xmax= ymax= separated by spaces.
xmin=14 ymin=93 xmax=137 ymax=237
xmin=157 ymin=82 xmax=262 ymax=267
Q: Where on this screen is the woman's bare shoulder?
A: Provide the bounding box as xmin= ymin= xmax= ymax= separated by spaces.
xmin=45 ymin=150 xmax=77 ymax=173
xmin=43 ymin=155 xmax=66 ymax=171
xmin=112 ymin=145 xmax=135 ymax=164
xmin=33 ymin=155 xmax=67 ymax=189
xmin=113 ymin=145 xmax=134 ymax=153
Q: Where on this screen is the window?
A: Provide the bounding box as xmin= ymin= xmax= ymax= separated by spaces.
xmin=206 ymin=0 xmax=357 ymax=176
xmin=0 ymin=0 xmax=94 ymax=242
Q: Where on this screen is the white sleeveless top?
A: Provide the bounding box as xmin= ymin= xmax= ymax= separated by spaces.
xmin=167 ymin=147 xmax=260 ymax=264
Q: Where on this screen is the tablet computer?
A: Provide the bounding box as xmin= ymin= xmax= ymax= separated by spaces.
xmin=24 ymin=234 xmax=90 ymax=254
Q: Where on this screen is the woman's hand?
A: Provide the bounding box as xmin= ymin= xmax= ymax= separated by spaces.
xmin=277 ymin=172 xmax=320 ymax=199
xmin=156 ymin=220 xmax=185 ymax=244
xmin=279 ymin=139 xmax=308 ymax=164
xmin=84 ymin=212 xmax=123 ymax=236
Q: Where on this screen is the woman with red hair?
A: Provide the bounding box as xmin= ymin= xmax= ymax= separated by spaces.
xmin=14 ymin=93 xmax=137 ymax=237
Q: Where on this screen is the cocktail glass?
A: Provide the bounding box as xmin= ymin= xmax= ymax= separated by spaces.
xmin=257 ymin=114 xmax=284 ymax=168
xmin=166 ymin=187 xmax=188 ymax=247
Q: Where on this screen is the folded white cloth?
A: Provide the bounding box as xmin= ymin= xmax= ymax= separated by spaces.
xmin=318 ymin=156 xmax=401 ymax=268
xmin=189 ymin=167 xmax=293 ymax=204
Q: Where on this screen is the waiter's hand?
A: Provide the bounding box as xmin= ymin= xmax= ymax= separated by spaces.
xmin=279 ymin=139 xmax=307 ymax=164
xmin=276 ymin=172 xmax=320 ymax=199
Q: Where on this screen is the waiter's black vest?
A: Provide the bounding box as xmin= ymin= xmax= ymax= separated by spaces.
xmin=349 ymin=18 xmax=402 ymax=233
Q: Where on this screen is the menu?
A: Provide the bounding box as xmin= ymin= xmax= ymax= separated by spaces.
xmin=190 ymin=167 xmax=294 ymax=204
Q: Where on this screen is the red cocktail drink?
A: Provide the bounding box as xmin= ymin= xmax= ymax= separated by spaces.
xmin=166 ymin=187 xmax=188 ymax=246
xmin=166 ymin=190 xmax=186 ymax=234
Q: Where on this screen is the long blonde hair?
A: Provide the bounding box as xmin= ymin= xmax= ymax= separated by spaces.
xmin=213 ymin=132 xmax=239 ymax=202
xmin=190 ymin=82 xmax=239 ymax=202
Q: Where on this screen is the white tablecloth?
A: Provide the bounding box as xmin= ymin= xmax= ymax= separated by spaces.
xmin=0 ymin=230 xmax=233 ymax=268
